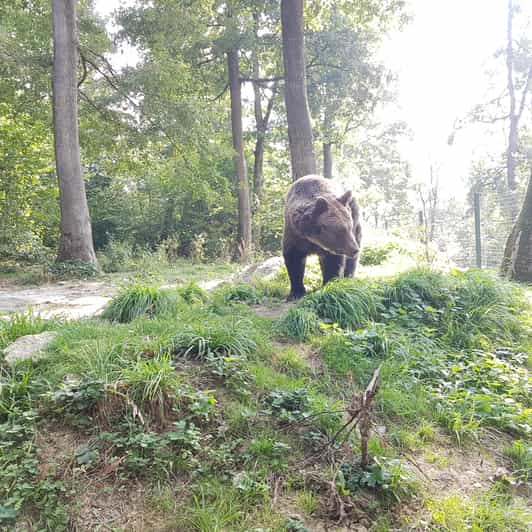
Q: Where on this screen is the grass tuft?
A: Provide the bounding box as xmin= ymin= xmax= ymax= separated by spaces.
xmin=102 ymin=283 xmax=178 ymax=323
xmin=301 ymin=278 xmax=379 ymax=329
xmin=169 ymin=317 xmax=258 ymax=359
xmin=277 ymin=307 xmax=320 ymax=341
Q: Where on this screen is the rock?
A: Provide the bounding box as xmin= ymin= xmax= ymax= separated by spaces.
xmin=237 ymin=256 xmax=284 ymax=283
xmin=3 ymin=331 xmax=57 ymax=365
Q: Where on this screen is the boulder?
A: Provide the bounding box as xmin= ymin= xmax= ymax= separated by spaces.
xmin=3 ymin=331 xmax=57 ymax=365
xmin=236 ymin=256 xmax=284 ymax=283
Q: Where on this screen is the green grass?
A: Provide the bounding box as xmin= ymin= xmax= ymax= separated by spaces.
xmin=427 ymin=488 xmax=532 ymax=531
xmin=276 ymin=307 xmax=321 ymax=341
xmin=102 ymin=282 xmax=179 ymax=323
xmin=301 ymin=278 xmax=380 ymax=329
xmin=0 ymin=265 xmax=530 ymax=530
xmin=0 ymin=310 xmax=57 ymax=350
xmin=169 ymin=316 xmax=259 ymax=360
xmin=504 ymin=439 xmax=532 ymax=482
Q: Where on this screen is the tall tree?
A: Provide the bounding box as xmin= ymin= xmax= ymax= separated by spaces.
xmin=502 ymin=161 xmax=532 ymax=281
xmin=227 ymin=47 xmax=252 ymax=262
xmin=281 ymin=0 xmax=316 ymax=180
xmin=501 ymin=0 xmax=532 ymax=277
xmin=305 ymin=2 xmax=404 ymax=179
xmin=504 ymin=0 xmax=532 ymax=190
xmin=52 ymin=0 xmax=96 ymax=263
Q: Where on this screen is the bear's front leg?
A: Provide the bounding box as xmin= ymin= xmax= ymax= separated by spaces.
xmin=284 ymin=248 xmax=307 ymax=300
xmin=319 ymin=253 xmax=345 ymax=284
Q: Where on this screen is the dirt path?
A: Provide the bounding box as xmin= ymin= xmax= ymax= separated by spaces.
xmin=0 ymin=280 xmax=117 ymax=319
xmin=0 ymin=277 xmax=230 ymax=320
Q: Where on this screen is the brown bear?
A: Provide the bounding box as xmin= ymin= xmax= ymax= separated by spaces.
xmin=283 ymin=174 xmax=362 ymax=300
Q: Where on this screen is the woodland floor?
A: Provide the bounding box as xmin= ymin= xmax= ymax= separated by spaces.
xmin=1 ymin=261 xmax=531 ymax=531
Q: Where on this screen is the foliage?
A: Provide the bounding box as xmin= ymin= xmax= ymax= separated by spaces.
xmin=339 ymin=458 xmax=414 ymax=501
xmin=102 ymin=283 xmax=178 ymax=323
xmin=277 ymin=307 xmax=321 ymax=341
xmin=0 ymin=411 xmax=69 ymax=530
xmin=98 ymin=239 xmax=134 ymax=273
xmin=99 ymin=419 xmax=202 ymax=477
xmin=359 ymin=242 xmax=398 ymax=266
xmin=263 ymin=388 xmax=310 ymax=423
xmin=177 ymin=282 xmax=209 ymax=304
xmin=48 ymin=259 xmax=99 ymax=280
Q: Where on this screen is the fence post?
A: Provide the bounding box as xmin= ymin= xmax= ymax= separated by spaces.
xmin=473 ymin=191 xmax=482 ymax=268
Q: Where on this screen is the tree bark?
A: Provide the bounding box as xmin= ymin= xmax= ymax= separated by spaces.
xmin=52 ymin=0 xmax=97 ymax=264
xmin=227 ymin=49 xmax=252 ymax=263
xmin=501 ymin=165 xmax=532 ymax=281
xmin=506 ymin=0 xmax=517 ymax=190
xmin=323 ymin=142 xmax=333 ymax=179
xmin=281 ymin=0 xmax=316 ymax=180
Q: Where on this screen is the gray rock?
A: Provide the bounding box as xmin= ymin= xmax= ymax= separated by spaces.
xmin=237 ymin=256 xmax=284 ymax=283
xmin=4 ymin=331 xmax=57 ymax=365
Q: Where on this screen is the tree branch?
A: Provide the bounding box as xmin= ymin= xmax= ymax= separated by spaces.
xmin=240 ymin=75 xmax=284 ymax=84
xmin=78 ymin=51 xmax=89 ymax=88
xmin=210 ymin=82 xmax=229 ymax=101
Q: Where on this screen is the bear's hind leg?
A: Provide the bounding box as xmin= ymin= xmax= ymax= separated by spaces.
xmin=319 ymin=253 xmax=345 ymax=285
xmin=284 ymin=249 xmax=307 ymax=300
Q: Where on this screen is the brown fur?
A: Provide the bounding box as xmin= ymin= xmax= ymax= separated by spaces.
xmin=283 ymin=175 xmax=362 ymax=300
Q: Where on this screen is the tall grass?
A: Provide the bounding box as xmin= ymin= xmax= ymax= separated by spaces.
xmin=102 ymin=283 xmax=178 ymax=323
xmin=0 ymin=310 xmax=55 ymax=350
xmin=301 ymin=278 xmax=379 ymax=329
xmin=276 ymin=307 xmax=320 ymax=341
xmin=169 ymin=317 xmax=258 ymax=359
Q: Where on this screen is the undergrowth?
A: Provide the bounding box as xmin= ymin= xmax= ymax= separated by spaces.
xmin=0 ymin=267 xmax=530 ymax=530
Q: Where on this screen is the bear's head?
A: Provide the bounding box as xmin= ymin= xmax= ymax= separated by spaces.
xmin=299 ymin=191 xmax=359 ymax=257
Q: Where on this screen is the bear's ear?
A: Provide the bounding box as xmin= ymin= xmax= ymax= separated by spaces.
xmin=312 ymin=197 xmax=329 ymax=219
xmin=337 ymin=190 xmax=352 ymax=206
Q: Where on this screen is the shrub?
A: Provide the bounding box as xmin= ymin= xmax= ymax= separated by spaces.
xmin=48 ymin=260 xmax=99 ymax=280
xmin=220 ymin=284 xmax=261 ymax=304
xmin=102 ymin=283 xmax=178 ymax=323
xmin=177 ymin=282 xmax=209 ymax=304
xmin=99 ymin=239 xmax=134 ymax=273
xmin=121 ymin=355 xmax=181 ymax=422
xmin=360 ymin=242 xmax=397 ymax=266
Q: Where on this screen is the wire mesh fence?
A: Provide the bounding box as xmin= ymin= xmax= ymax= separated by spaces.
xmin=436 ymin=188 xmax=522 ymax=270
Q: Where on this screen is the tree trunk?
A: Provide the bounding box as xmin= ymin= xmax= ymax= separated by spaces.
xmin=501 ymin=165 xmax=532 ymax=281
xmin=252 ymin=75 xmax=265 ymax=248
xmin=506 ymin=0 xmax=517 ymax=190
xmin=52 ymin=0 xmax=96 ymax=264
xmin=281 ymin=0 xmax=316 ymax=180
xmin=227 ymin=49 xmax=252 ymax=263
xmin=252 ymin=36 xmax=265 ymax=208
xmin=323 ymin=142 xmax=333 ymax=179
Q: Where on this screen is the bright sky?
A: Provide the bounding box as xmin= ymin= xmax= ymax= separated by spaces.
xmin=381 ymin=0 xmax=515 ymax=196
xmin=95 ymin=0 xmax=530 ymax=199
